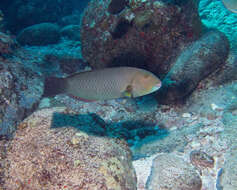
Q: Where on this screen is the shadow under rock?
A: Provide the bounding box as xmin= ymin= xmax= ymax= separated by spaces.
xmin=51 ymin=112 xmax=169 ymax=146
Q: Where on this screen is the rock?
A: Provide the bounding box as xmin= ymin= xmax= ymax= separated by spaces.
xmin=16 ymin=23 xmax=60 ymax=46
xmin=190 ymin=150 xmax=214 ymax=168
xmin=80 ymin=0 xmax=202 ymax=76
xmin=59 ymin=13 xmax=82 ymax=27
xmin=0 ymin=32 xmax=15 ymax=55
xmin=156 ymin=30 xmax=229 ymax=104
xmin=131 ymin=122 xmax=202 ymax=159
xmin=146 ymin=153 xmax=202 ymax=190
xmin=218 ymin=149 xmax=237 ymax=190
xmin=43 ymin=51 xmax=86 ymax=75
xmin=199 ymin=0 xmax=237 ymax=50
xmin=2 ymin=107 xmax=137 ymax=189
xmin=5 ymin=0 xmax=73 ymax=33
xmin=212 ymin=50 xmax=237 ymax=85
xmin=60 ymin=25 xmax=81 ymax=41
xmin=219 ymin=100 xmax=237 ymax=190
xmin=0 ymin=60 xmax=43 ymax=137
xmin=4 ymin=0 xmax=89 ymax=33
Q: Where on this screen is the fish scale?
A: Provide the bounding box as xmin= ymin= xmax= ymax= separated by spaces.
xmin=43 ymin=67 xmax=161 ymax=101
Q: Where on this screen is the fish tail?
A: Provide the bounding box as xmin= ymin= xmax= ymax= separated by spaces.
xmin=43 ymin=77 xmax=66 ymax=97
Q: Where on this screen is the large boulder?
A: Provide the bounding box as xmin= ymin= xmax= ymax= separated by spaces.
xmin=2 ymin=107 xmax=137 ymax=189
xmin=0 ymin=60 xmax=43 ymax=137
xmin=60 ymin=25 xmax=81 ymax=41
xmin=16 ymin=23 xmax=60 ymax=46
xmin=3 ymin=0 xmax=89 ymax=33
xmin=80 ymin=0 xmax=203 ymax=76
xmin=156 ymin=30 xmax=229 ymax=104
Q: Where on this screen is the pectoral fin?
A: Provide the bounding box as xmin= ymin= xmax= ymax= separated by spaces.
xmin=122 ymin=85 xmax=133 ymax=98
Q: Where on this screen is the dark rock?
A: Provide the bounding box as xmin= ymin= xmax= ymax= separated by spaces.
xmin=190 ymin=150 xmax=214 ymax=168
xmin=58 ymin=13 xmax=82 ymax=27
xmin=5 ymin=0 xmax=73 ymax=33
xmin=0 ymin=32 xmax=15 ymax=55
xmin=146 ymin=153 xmax=202 ymax=190
xmin=17 ymin=23 xmax=60 ymax=46
xmin=156 ymin=30 xmax=230 ymax=104
xmin=0 ymin=60 xmax=43 ymax=137
xmin=212 ymin=50 xmax=237 ymax=85
xmin=3 ymin=0 xmax=89 ymax=34
xmin=42 ymin=47 xmax=86 ymax=75
xmin=2 ymin=107 xmax=137 ymax=190
xmin=108 ymin=0 xmax=129 ymax=14
xmin=80 ymin=0 xmax=202 ymax=76
xmin=60 ymin=25 xmax=81 ymax=41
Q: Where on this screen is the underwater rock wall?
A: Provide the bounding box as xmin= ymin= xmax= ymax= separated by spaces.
xmin=80 ymin=0 xmax=202 ymax=77
xmin=156 ymin=29 xmax=230 ymax=103
xmin=0 ymin=51 xmax=43 ymax=137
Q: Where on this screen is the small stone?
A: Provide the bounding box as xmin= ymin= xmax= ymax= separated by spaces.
xmin=211 ymin=103 xmax=221 ymax=111
xmin=190 ymin=150 xmax=214 ymax=168
xmin=182 ymin=113 xmax=192 ymax=118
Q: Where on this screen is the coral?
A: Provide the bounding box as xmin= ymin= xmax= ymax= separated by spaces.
xmin=199 ymin=0 xmax=237 ymax=50
xmin=80 ymin=0 xmax=202 ymax=76
xmin=108 ymin=0 xmax=128 ymax=14
xmin=2 ymin=107 xmax=137 ymax=190
xmin=0 ymin=57 xmax=43 ymax=137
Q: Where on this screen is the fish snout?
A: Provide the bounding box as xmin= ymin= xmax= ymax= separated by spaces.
xmin=151 ymin=82 xmax=162 ymax=92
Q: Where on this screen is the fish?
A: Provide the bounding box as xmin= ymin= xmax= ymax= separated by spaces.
xmin=221 ymin=0 xmax=237 ymax=13
xmin=43 ymin=67 xmax=161 ymax=101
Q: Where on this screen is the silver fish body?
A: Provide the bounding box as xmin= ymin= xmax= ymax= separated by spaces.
xmin=43 ymin=67 xmax=161 ymax=101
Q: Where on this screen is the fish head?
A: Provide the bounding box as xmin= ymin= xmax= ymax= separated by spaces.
xmin=131 ymin=70 xmax=161 ymax=97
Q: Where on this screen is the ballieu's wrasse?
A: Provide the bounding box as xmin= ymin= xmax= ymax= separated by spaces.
xmin=222 ymin=0 xmax=237 ymax=13
xmin=43 ymin=67 xmax=161 ymax=101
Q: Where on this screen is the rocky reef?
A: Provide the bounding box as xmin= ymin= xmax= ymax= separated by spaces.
xmin=16 ymin=23 xmax=60 ymax=46
xmin=147 ymin=153 xmax=202 ymax=190
xmin=1 ymin=0 xmax=89 ymax=34
xmin=2 ymin=107 xmax=137 ymax=189
xmin=0 ymin=0 xmax=236 ymax=189
xmin=80 ymin=0 xmax=203 ymax=76
xmin=156 ymin=29 xmax=229 ymax=103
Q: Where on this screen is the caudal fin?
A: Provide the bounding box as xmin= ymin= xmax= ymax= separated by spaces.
xmin=43 ymin=77 xmax=66 ymax=97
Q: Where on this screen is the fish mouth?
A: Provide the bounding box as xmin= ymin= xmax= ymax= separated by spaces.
xmin=151 ymin=82 xmax=162 ymax=92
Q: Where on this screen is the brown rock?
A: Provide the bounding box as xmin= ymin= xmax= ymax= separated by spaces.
xmin=80 ymin=0 xmax=202 ymax=76
xmin=146 ymin=153 xmax=202 ymax=190
xmin=190 ymin=150 xmax=214 ymax=168
xmin=2 ymin=107 xmax=137 ymax=190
